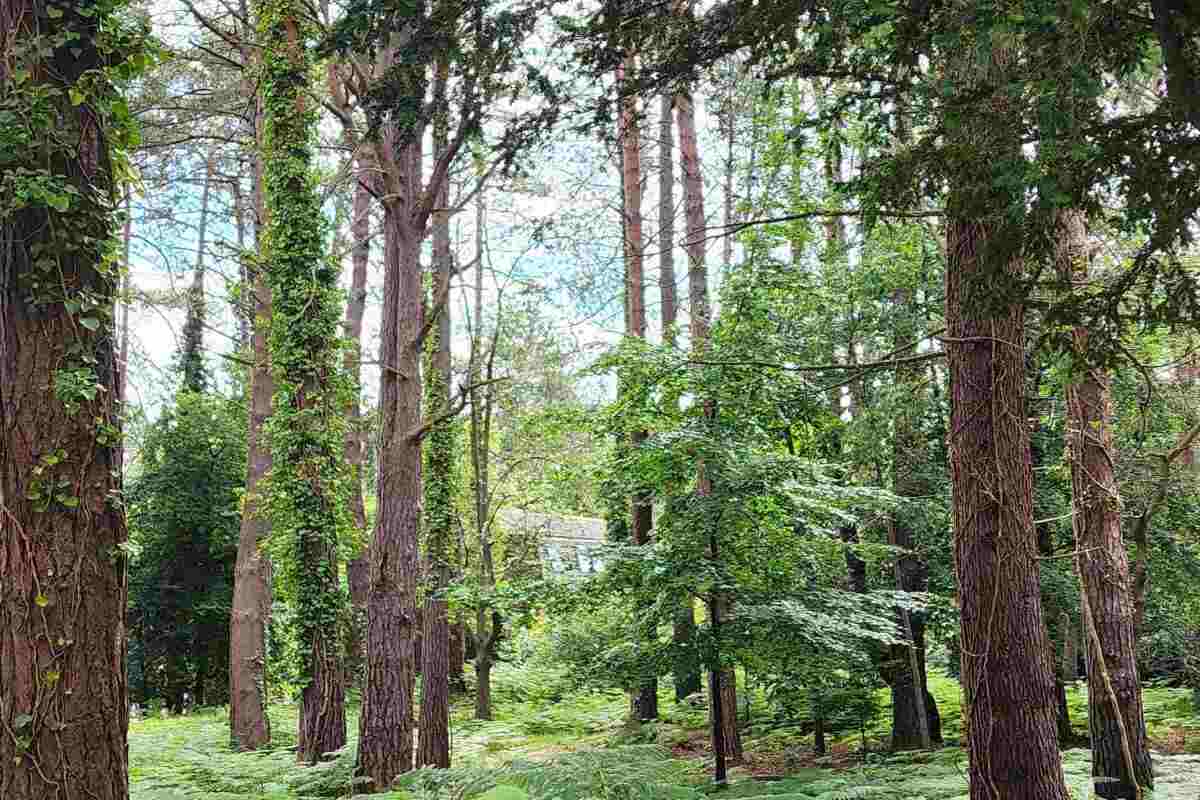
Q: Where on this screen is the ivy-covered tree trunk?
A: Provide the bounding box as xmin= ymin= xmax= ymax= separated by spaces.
xmin=418 ymin=90 xmax=455 ymax=768
xmin=0 ymin=1 xmax=133 ymax=796
xmin=1056 ymin=210 xmax=1153 ymax=799
xmin=942 ymin=29 xmax=1069 ymax=800
xmin=257 ymin=0 xmax=347 ymax=764
xmin=618 ymin=57 xmax=658 ymax=723
xmin=230 ymin=3 xmax=273 ymax=751
xmin=678 ymin=73 xmax=741 ymax=766
xmin=179 ymin=154 xmax=213 ymax=394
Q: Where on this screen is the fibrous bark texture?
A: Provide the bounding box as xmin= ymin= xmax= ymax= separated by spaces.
xmin=356 ymin=192 xmax=422 ymax=790
xmin=1 ymin=2 xmax=129 ymax=795
xmin=942 ymin=29 xmax=1068 ymax=799
xmin=229 ymin=38 xmax=273 ymax=751
xmin=1056 ymin=210 xmax=1153 ymax=799
xmin=945 ymin=214 xmax=1068 ymax=800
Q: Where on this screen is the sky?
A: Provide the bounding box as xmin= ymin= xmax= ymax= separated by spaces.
xmin=124 ymin=0 xmax=741 ymax=423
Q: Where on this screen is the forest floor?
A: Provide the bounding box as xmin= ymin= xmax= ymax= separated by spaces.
xmin=130 ymin=672 xmax=1200 ymax=800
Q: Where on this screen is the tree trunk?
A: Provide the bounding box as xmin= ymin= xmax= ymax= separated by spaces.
xmin=940 ymin=25 xmax=1070 ymax=798
xmin=120 ymin=190 xmax=133 ymax=409
xmin=678 ymin=71 xmax=740 ymax=767
xmin=945 ymin=219 xmax=1067 ymax=799
xmin=344 ymin=159 xmax=372 ymax=534
xmin=418 ymin=81 xmax=455 ymax=768
xmin=672 ymin=603 xmax=701 ymax=701
xmin=356 ymin=197 xmax=422 ymax=789
xmin=717 ymin=668 xmax=742 ymax=761
xmin=1056 ymin=210 xmax=1153 ymax=799
xmin=180 ymin=155 xmax=213 ymax=393
xmin=1061 ymin=612 xmax=1077 ymax=683
xmin=946 ymin=218 xmax=1066 ymax=797
xmin=0 ymin=3 xmax=129 ymax=795
xmin=618 ymin=57 xmax=658 ymax=723
xmin=659 ymin=94 xmax=678 ymax=345
xmin=887 ymin=284 xmax=938 ymax=751
xmin=229 ymin=259 xmax=274 ymax=745
xmin=449 ymin=623 xmax=466 ymax=694
xmin=658 ymin=92 xmax=700 ymax=703
xmin=230 ymin=0 xmax=273 ymax=752
xmin=468 ymin=185 xmax=499 ymax=723
xmin=475 ymin=657 xmax=493 ymax=721
xmin=338 ymin=159 xmax=369 ymax=690
xmin=259 ymin=2 xmax=347 ymax=764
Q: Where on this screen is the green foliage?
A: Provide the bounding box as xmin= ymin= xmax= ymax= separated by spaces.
xmin=424 ymin=318 xmax=458 ymax=593
xmin=0 ymin=0 xmax=154 ymax=334
xmin=126 ymin=675 xmax=1200 ymax=799
xmin=128 ymin=706 xmax=359 ymax=799
xmin=535 ymin=600 xmax=661 ymax=694
xmin=126 ymin=391 xmax=246 ymax=706
xmin=397 ymin=746 xmax=703 ymax=800
xmin=257 ymin=0 xmax=350 ymax=685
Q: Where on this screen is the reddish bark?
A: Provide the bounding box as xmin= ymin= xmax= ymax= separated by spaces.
xmin=0 ymin=3 xmax=128 ymax=795
xmin=1057 ymin=210 xmax=1153 ymax=798
xmin=356 ymin=174 xmax=423 ymax=790
xmin=618 ymin=57 xmax=658 ymax=722
xmin=678 ymin=74 xmax=741 ymax=765
xmin=229 ymin=264 xmax=274 ymax=751
xmin=659 ymin=94 xmax=678 ymax=346
xmin=941 ymin=32 xmax=1069 ymax=799
xmin=945 ymin=219 xmax=1068 ymax=800
xmin=229 ymin=0 xmax=273 ymax=751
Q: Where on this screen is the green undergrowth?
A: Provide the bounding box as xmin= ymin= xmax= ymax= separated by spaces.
xmin=129 ymin=671 xmax=1200 ymax=800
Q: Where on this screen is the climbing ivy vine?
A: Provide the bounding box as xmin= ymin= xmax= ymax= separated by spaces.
xmin=423 ymin=316 xmax=458 ymax=589
xmin=0 ymin=1 xmax=154 ymax=792
xmin=0 ymin=0 xmax=151 ymax=427
xmin=255 ymin=0 xmax=349 ymax=713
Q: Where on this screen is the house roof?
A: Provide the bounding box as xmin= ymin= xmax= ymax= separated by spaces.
xmin=496 ymin=508 xmax=607 ymax=576
xmin=496 ymin=508 xmax=606 ymax=545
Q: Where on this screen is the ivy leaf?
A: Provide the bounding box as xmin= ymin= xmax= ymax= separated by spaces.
xmin=34 ymin=593 xmax=49 ymax=608
xmin=13 ymin=714 xmax=32 ymax=729
xmin=79 ymin=317 xmax=100 ymax=331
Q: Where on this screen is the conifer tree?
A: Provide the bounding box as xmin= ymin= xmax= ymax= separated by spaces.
xmin=0 ymin=0 xmax=148 ymax=795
